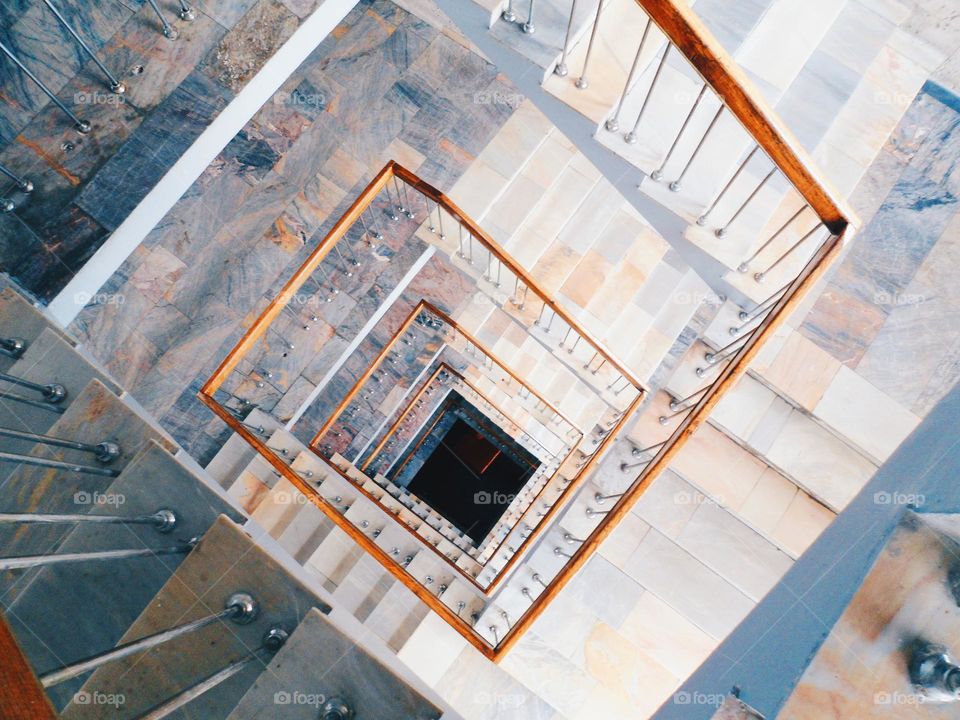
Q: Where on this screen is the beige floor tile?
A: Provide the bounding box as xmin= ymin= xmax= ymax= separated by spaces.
xmin=670 ymin=424 xmax=768 ymax=511
xmin=766 ymin=410 xmax=878 ymax=511
xmin=757 ymin=330 xmax=841 ymax=411
xmin=583 ymin=622 xmax=681 ymax=719
xmin=771 ymin=491 xmax=835 ymax=557
xmin=813 ymin=365 xmax=920 ymax=462
xmin=619 ymin=592 xmax=719 ymax=679
xmin=737 ymin=467 xmax=798 ymax=539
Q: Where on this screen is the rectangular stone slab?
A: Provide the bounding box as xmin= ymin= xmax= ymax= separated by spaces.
xmin=5 ymin=441 xmax=244 ymax=710
xmin=228 ymin=606 xmax=444 ymax=719
xmin=61 ymin=515 xmax=332 ymax=719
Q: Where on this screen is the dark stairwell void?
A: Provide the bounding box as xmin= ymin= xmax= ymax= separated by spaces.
xmin=393 ymin=391 xmax=541 ymax=542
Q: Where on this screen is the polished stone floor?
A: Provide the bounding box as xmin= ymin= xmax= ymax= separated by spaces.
xmin=798 ymin=80 xmax=960 ymax=417
xmin=68 ymin=0 xmax=519 ymax=463
xmin=0 ymin=0 xmax=321 ymax=302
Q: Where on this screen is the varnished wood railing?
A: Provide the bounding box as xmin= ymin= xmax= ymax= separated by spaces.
xmin=632 ymin=0 xmax=859 ymax=234
xmin=0 ymin=611 xmax=57 ymax=719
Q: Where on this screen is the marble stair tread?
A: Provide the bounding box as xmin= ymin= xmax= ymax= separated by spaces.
xmin=205 ymin=408 xmax=284 ymax=488
xmin=8 ymin=442 xmax=243 ymax=710
xmin=488 ymin=0 xmax=601 ymax=78
xmin=0 ymin=288 xmax=75 ymax=372
xmin=0 ymin=328 xmax=122 ymax=435
xmin=61 ymin=515 xmax=332 ymax=720
xmin=331 ymin=551 xmax=396 ymax=618
xmin=362 ymin=578 xmax=432 ymax=652
xmin=469 ymin=99 xmax=555 ymax=188
xmin=0 ymin=376 xmax=174 ymax=489
xmin=227 ymin=607 xmax=443 ymax=720
xmin=659 ymin=423 xmax=835 ymax=556
xmin=276 ymin=500 xmax=336 ymax=564
xmin=541 ymin=0 xmax=657 ymax=125
xmin=306 ymin=524 xmax=367 ymax=590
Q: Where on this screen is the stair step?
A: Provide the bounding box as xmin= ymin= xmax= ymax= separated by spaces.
xmin=226 ymin=607 xmax=443 ymax=719
xmin=0 ymin=380 xmax=178 ymax=566
xmin=0 ymin=288 xmax=75 ymax=372
xmin=0 ymin=328 xmax=121 ymax=435
xmin=61 ymin=515 xmax=330 ymax=719
xmin=6 ymin=443 xmax=242 ymax=711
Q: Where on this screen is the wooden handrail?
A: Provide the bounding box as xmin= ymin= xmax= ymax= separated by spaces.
xmin=360 ymin=363 xmax=450 ymax=473
xmin=494 ymin=227 xmax=852 ymax=656
xmin=197 ymin=392 xmax=499 ymax=659
xmin=391 ymin=163 xmax=649 ymax=394
xmin=0 ymin=611 xmax=57 ymax=719
xmin=632 ymin=0 xmax=859 ymax=233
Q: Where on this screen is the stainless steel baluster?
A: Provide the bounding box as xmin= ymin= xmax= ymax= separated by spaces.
xmin=554 ymin=0 xmax=581 ymax=77
xmin=605 ymin=18 xmax=652 ymax=132
xmin=703 ymin=333 xmax=751 ymax=365
xmin=737 ymin=205 xmax=809 ymax=272
xmin=0 ymin=426 xmax=120 ymax=462
xmin=502 ymin=0 xmax=517 ymax=22
xmin=522 ymin=0 xmax=536 ymax=33
xmin=715 ymin=166 xmax=777 ymax=238
xmin=0 ymin=161 xmax=33 ymax=193
xmin=575 ymin=0 xmax=604 ymax=90
xmin=145 ymin=0 xmax=180 ymax=39
xmin=177 ymin=0 xmax=196 ymax=20
xmin=624 ymin=43 xmax=671 ymax=144
xmin=0 ymin=537 xmax=198 ymax=571
xmin=0 ymin=509 xmax=176 ymax=531
xmin=42 ymin=0 xmax=126 ymax=93
xmin=737 ymin=281 xmax=790 ymax=322
xmin=0 ymin=371 xmax=66 ymax=403
xmin=651 ymin=84 xmax=707 ymax=181
xmin=39 ymin=591 xmax=255 ymax=686
xmin=697 ymin=145 xmax=759 ymax=225
xmin=754 ymin=226 xmax=826 ymax=283
xmin=0 ymin=40 xmax=91 ymax=133
xmin=0 ymin=197 xmax=13 ymax=213
xmin=667 ymin=104 xmax=723 ymax=192
xmin=0 ymin=451 xmax=120 ymax=477
xmin=133 ymin=627 xmax=289 ymax=720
